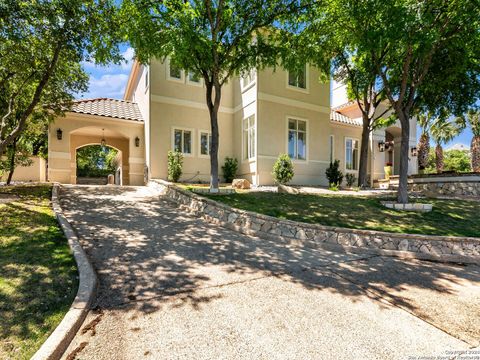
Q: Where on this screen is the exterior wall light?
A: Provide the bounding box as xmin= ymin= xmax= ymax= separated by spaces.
xmin=56 ymin=128 xmax=63 ymax=140
xmin=378 ymin=141 xmax=385 ymax=152
xmin=135 ymin=136 xmax=140 ymax=147
xmin=411 ymin=147 xmax=418 ymax=157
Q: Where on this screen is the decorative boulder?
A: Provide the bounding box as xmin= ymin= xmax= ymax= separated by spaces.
xmin=277 ymin=184 xmax=299 ymax=194
xmin=232 ymin=178 xmax=251 ymax=189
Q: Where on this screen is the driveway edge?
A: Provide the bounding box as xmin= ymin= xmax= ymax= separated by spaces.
xmin=31 ymin=183 xmax=97 ymax=360
xmin=150 ymin=179 xmax=480 ymax=265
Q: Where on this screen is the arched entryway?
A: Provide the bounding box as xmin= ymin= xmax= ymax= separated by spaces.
xmin=76 ymin=144 xmax=122 ymax=185
xmin=70 ymin=127 xmax=130 ymax=185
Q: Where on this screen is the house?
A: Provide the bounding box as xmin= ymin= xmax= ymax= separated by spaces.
xmin=45 ymin=59 xmax=417 ymax=186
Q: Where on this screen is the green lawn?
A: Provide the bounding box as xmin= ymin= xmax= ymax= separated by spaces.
xmin=202 ymin=192 xmax=480 ymax=238
xmin=0 ymin=185 xmax=78 ymax=360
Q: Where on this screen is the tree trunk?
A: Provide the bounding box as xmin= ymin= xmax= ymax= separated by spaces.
xmin=397 ymin=112 xmax=410 ymax=204
xmin=357 ymin=114 xmax=371 ymax=188
xmin=417 ymin=133 xmax=430 ymax=170
xmin=435 ymin=144 xmax=444 ymax=173
xmin=6 ymin=138 xmax=17 ymax=185
xmin=205 ymin=80 xmax=221 ymax=192
xmin=471 ymin=135 xmax=480 ymax=172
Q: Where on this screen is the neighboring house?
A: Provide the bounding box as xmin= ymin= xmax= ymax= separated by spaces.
xmin=46 ymin=59 xmax=418 ymax=186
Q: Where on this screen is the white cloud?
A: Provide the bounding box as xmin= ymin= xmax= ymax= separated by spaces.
xmin=78 ymin=73 xmax=129 ymax=100
xmin=121 ymin=47 xmax=135 ymax=70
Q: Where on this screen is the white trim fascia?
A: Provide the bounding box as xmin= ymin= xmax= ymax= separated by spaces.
xmin=151 ymin=95 xmax=235 ymax=114
xmin=197 ymin=129 xmax=211 ymax=158
xmin=128 ymin=157 xmax=145 ymax=164
xmin=285 ymin=64 xmax=310 ymax=94
xmin=258 ymin=92 xmax=329 ymax=114
xmin=49 ymin=151 xmax=71 ymax=160
xmin=171 ymin=126 xmax=195 ymax=157
xmin=286 ymin=115 xmax=309 ymax=163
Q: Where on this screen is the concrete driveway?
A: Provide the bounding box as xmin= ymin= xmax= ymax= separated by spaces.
xmin=60 ymin=186 xmax=480 ymax=360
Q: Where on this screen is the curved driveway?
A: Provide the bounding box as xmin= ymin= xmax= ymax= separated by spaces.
xmin=60 ymin=185 xmax=480 ymax=360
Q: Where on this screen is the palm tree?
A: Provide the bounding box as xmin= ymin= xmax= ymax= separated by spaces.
xmin=431 ymin=117 xmax=465 ymax=173
xmin=417 ymin=112 xmax=434 ymax=172
xmin=461 ymin=110 xmax=480 ymax=172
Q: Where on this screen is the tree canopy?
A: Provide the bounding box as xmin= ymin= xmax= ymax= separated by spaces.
xmin=0 ymin=0 xmax=122 ymax=156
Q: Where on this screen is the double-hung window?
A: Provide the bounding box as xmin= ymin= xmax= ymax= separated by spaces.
xmin=288 ymin=65 xmax=307 ymax=89
xmin=200 ymin=131 xmax=212 ymax=156
xmin=174 ymin=129 xmax=192 ymax=155
xmin=288 ymin=119 xmax=307 ymax=160
xmin=345 ymin=138 xmax=359 ymax=170
xmin=243 ymin=116 xmax=255 ymax=160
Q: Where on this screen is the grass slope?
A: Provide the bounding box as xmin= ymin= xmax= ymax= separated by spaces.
xmin=203 ymin=192 xmax=480 ymax=238
xmin=0 ymin=185 xmax=78 ymax=360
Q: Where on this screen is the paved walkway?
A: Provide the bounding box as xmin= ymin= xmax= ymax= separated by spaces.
xmin=60 ymin=186 xmax=480 ymax=360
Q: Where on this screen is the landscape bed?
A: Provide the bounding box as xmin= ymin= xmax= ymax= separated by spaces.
xmin=0 ymin=185 xmax=78 ymax=359
xmin=201 ymin=191 xmax=480 ymax=238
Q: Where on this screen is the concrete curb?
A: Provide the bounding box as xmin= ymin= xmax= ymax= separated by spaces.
xmin=31 ymin=184 xmax=97 ymax=360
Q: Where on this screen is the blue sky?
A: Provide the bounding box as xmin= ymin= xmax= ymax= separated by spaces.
xmin=77 ymin=44 xmax=134 ymax=100
xmin=78 ymin=46 xmax=474 ymax=149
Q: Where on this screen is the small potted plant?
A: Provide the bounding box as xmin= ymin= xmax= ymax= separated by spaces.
xmin=384 ymin=162 xmax=393 ymax=180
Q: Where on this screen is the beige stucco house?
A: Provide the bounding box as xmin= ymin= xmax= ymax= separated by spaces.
xmin=45 ymin=59 xmax=417 ymax=187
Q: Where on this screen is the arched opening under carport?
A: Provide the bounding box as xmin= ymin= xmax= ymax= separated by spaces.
xmin=70 ymin=126 xmax=130 ymax=185
xmin=76 ymin=144 xmax=121 ymax=185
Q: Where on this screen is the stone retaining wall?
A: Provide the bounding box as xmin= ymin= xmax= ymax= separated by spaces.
xmin=150 ymin=180 xmax=480 ymax=264
xmin=409 ymin=175 xmax=480 ymax=197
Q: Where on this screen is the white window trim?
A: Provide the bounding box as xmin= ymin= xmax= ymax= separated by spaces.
xmin=329 ymin=134 xmax=335 ymax=164
xmin=286 ymin=65 xmax=310 ymax=94
xmin=240 ymin=69 xmax=256 ymax=93
xmin=166 ymin=58 xmax=185 ymax=83
xmin=198 ymin=129 xmax=211 ymax=158
xmin=344 ymin=137 xmax=359 ymax=173
xmin=171 ymin=126 xmax=194 ymax=157
xmin=286 ymin=116 xmax=309 ymax=163
xmin=242 ymin=115 xmax=256 ymax=163
xmin=187 ymin=71 xmax=204 ymax=87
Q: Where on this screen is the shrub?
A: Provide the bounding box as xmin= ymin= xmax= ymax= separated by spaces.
xmin=345 ymin=173 xmax=356 ymax=187
xmin=167 ymin=150 xmax=183 ymax=182
xmin=325 ymin=160 xmax=343 ymax=187
xmin=222 ymin=157 xmax=238 ymax=183
xmin=272 ymin=154 xmax=294 ymax=184
xmin=328 ymin=183 xmax=340 ymax=191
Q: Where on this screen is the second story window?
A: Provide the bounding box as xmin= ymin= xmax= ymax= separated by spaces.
xmin=288 ymin=118 xmax=307 ymax=160
xmin=288 ymin=65 xmax=307 ymax=89
xmin=241 ymin=69 xmax=256 ymax=90
xmin=174 ymin=129 xmax=192 ymax=155
xmin=187 ymin=71 xmax=202 ymax=85
xmin=168 ymin=61 xmax=183 ymax=81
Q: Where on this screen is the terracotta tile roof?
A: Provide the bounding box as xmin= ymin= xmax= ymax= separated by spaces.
xmin=330 ymin=110 xmax=362 ymax=127
xmin=70 ymin=98 xmax=143 ymax=122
